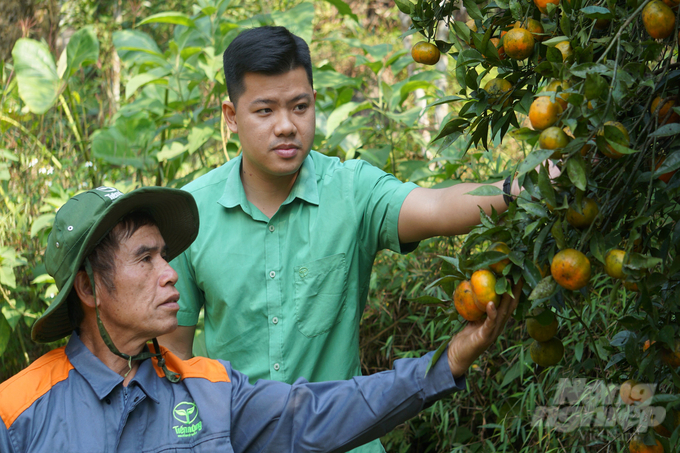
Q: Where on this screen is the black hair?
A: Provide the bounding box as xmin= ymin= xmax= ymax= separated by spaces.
xmin=223 ymin=26 xmax=313 ymax=106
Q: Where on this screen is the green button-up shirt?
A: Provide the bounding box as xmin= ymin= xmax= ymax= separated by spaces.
xmin=172 ymin=151 xmax=417 ymax=385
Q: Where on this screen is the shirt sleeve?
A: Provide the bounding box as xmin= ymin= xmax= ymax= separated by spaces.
xmin=350 ymin=160 xmax=420 ymax=255
xmin=227 ymin=351 xmax=465 ymax=452
xmin=170 ymin=248 xmax=204 ymax=326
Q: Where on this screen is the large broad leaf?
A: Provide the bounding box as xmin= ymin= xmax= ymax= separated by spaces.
xmin=113 ymin=30 xmax=164 ymax=66
xmin=12 ymin=38 xmax=62 ymax=114
xmin=58 ymin=26 xmax=99 ymax=79
xmin=272 ymin=2 xmax=315 ymax=44
xmin=137 ymin=12 xmax=196 ymax=28
xmin=91 ymin=112 xmax=158 ymax=169
xmin=322 ymin=0 xmax=359 ymax=21
xmin=125 ymin=67 xmax=171 ymax=99
xmin=0 ymin=314 xmax=10 ymax=356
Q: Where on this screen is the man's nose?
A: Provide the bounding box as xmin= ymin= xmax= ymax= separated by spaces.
xmin=274 ymin=111 xmax=297 ymax=136
xmin=161 ymin=260 xmax=178 ymax=286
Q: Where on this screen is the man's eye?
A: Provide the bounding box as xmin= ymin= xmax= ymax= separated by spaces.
xmin=258 ymin=108 xmax=272 ymax=114
xmin=294 ymin=104 xmax=308 ymax=111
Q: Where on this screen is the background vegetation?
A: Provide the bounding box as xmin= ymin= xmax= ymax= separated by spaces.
xmin=1 ymin=0 xmax=678 ymax=452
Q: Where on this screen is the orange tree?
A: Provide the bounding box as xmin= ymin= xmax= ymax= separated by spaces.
xmin=396 ymin=0 xmax=680 ymax=450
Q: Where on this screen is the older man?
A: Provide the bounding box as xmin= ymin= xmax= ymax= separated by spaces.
xmin=0 ymin=186 xmax=520 ymax=452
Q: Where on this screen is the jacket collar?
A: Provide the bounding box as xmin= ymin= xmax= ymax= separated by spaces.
xmin=66 ymin=333 xmax=160 ymax=403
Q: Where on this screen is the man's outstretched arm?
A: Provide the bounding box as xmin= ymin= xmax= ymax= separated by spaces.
xmin=398 ymin=179 xmax=519 ymax=243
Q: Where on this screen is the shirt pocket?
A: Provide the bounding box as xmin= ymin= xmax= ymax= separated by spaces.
xmin=294 ymin=253 xmax=348 ymax=337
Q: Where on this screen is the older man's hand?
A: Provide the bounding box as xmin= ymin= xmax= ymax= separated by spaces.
xmin=447 ymin=279 xmax=524 ymax=377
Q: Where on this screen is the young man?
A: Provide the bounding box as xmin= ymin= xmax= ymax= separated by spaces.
xmin=0 ymin=186 xmax=520 ymax=452
xmin=159 ymin=25 xmax=522 ymax=452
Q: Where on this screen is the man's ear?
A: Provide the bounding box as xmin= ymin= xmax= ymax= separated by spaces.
xmin=73 ymin=270 xmax=95 ymax=308
xmin=222 ymin=100 xmax=238 ymax=134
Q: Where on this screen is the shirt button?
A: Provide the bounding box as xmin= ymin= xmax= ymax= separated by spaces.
xmin=272 ymin=317 xmax=279 ymax=324
xmin=268 ymin=225 xmax=275 ymax=232
xmin=273 ymin=363 xmax=280 ymax=371
xmin=269 ymin=271 xmax=276 ymax=278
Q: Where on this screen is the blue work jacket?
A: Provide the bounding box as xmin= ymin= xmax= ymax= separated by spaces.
xmin=0 ymin=334 xmax=465 ymax=452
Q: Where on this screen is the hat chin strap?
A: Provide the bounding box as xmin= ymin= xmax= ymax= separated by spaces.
xmin=85 ymin=259 xmax=180 ymax=383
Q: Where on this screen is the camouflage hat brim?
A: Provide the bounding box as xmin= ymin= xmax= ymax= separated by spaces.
xmin=31 ymin=187 xmax=199 ymax=344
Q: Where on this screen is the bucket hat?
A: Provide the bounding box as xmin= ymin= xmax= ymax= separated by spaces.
xmin=31 ymin=186 xmax=199 ymax=343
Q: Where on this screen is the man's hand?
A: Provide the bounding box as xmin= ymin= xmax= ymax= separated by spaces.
xmin=447 ymin=279 xmax=524 ymax=377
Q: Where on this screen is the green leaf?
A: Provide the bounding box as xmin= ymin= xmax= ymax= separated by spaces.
xmin=409 ymin=295 xmax=445 ymax=305
xmin=569 ymin=62 xmax=610 ymax=78
xmin=537 ymin=163 xmax=556 ymax=207
xmin=509 ymin=127 xmax=540 ymax=141
xmin=137 ymin=12 xmax=196 ymax=28
xmin=566 ymin=155 xmax=587 ymax=191
xmin=605 ymin=139 xmax=638 ymax=155
xmin=113 ymin=30 xmax=163 ymax=57
xmin=551 ymin=219 xmax=566 ymax=250
xmin=465 ymin=185 xmax=504 ymax=197
xmin=589 ymin=232 xmax=606 ymax=264
xmin=186 ymin=125 xmax=214 ymax=154
xmin=91 ymin=112 xmax=158 ymax=169
xmin=517 ymin=149 xmax=554 ymax=178
xmin=272 ymin=2 xmax=315 ymax=44
xmin=650 ymin=123 xmax=680 ymax=138
xmin=12 ymin=38 xmax=62 ymax=114
xmin=542 ymin=36 xmax=570 ymax=46
xmin=463 ymin=0 xmax=483 ymax=20
xmin=125 ymin=67 xmax=171 ymax=99
xmin=322 ymin=0 xmax=359 ymax=21
xmin=60 ymin=26 xmax=99 ymax=80
xmin=157 ymin=142 xmax=187 ymax=161
xmin=580 ymin=6 xmax=612 ymax=19
xmin=30 ymin=213 xmax=55 ymax=237
xmin=529 ymin=276 xmax=557 ymax=300
xmin=0 ymin=314 xmax=10 ymax=356
xmin=394 ymin=0 xmax=413 ymax=13
xmin=425 ymin=341 xmax=450 ymax=376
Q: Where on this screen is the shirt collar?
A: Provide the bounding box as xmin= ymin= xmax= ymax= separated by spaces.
xmin=217 ymin=153 xmax=319 ymax=211
xmin=65 ymin=333 xmax=160 ymax=404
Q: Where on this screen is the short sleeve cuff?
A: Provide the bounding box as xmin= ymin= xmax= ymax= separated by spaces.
xmin=386 ymin=181 xmax=420 ymax=254
xmin=176 ymin=310 xmax=200 ymax=327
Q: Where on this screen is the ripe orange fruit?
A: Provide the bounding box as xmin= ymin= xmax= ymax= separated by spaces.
xmin=488 ymin=242 xmax=511 ymax=274
xmin=526 ymin=310 xmax=559 ymax=342
xmin=539 ymin=126 xmax=570 ymax=158
xmin=515 ymin=19 xmax=545 ymax=41
xmin=566 ymin=197 xmax=599 ymax=229
xmin=620 ymin=379 xmax=653 ymax=405
xmin=529 ymin=96 xmax=563 ymax=130
xmin=650 ymin=96 xmax=680 ymax=124
xmin=642 ymin=0 xmax=676 ymax=40
xmin=454 ymin=281 xmax=487 ymax=321
xmin=545 ymin=80 xmax=571 ymax=110
xmin=554 ymin=41 xmax=574 ymax=62
xmin=534 ymin=0 xmax=560 ymax=14
xmin=551 ymin=248 xmax=591 ymax=291
xmin=412 ymin=42 xmax=441 ymax=65
xmin=655 ymin=157 xmax=677 ymax=183
xmin=598 ymin=121 xmax=630 ymax=159
xmin=503 ymin=27 xmax=535 ymax=60
xmin=484 ymin=78 xmax=513 ymax=107
xmin=604 ymin=249 xmax=626 ymax=279
xmin=629 ymin=435 xmax=663 ymax=453
xmin=470 ymin=269 xmax=500 ymax=312
xmin=530 ymin=338 xmax=564 ymax=367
